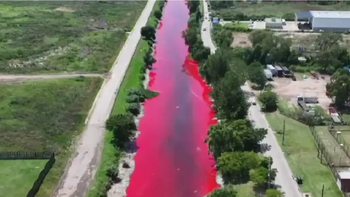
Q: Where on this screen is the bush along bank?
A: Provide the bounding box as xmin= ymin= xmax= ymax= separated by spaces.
xmin=86 ymin=1 xmax=165 ymax=197
xmin=182 ymin=1 xmax=284 ymax=196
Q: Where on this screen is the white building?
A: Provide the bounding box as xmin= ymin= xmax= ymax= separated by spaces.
xmin=295 ymin=11 xmax=350 ymax=32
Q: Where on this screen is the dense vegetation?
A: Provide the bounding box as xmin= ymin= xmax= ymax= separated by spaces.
xmin=0 ymin=2 xmax=145 ymax=73
xmin=183 ymin=1 xmax=283 ymax=196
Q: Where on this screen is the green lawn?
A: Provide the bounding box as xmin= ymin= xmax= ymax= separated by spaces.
xmin=235 ymin=182 xmax=255 ymax=197
xmin=265 ymin=112 xmax=342 ymax=197
xmin=0 ymin=2 xmax=145 ymax=73
xmin=0 ymin=160 xmax=47 ymax=197
xmin=0 ymin=77 xmax=102 ymax=197
xmin=87 ymin=1 xmax=161 ymax=196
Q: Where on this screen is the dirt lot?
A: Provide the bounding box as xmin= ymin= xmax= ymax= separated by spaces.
xmin=231 ymin=32 xmax=252 ymax=48
xmin=269 ymin=75 xmax=332 ymax=110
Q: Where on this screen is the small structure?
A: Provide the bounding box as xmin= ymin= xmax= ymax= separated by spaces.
xmin=267 ymin=64 xmax=277 ymax=76
xmin=274 ymin=65 xmax=283 ymax=77
xmin=337 ymin=170 xmax=350 ymax=192
xmin=265 ymin=18 xmax=283 ymax=29
xmin=264 ymin=69 xmax=273 ymax=80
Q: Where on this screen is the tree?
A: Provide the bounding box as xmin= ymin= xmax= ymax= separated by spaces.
xmin=250 ymin=166 xmax=268 ymax=186
xmin=217 ymin=151 xmax=260 ymax=183
xmin=201 ymin=49 xmax=232 ymax=84
xmin=211 ymin=70 xmax=248 ymax=120
xmin=266 ymin=189 xmax=284 ymax=197
xmin=105 ymin=114 xmax=136 ymax=147
xmin=207 ymin=185 xmax=237 ymax=197
xmin=248 ymin=63 xmax=266 ymax=89
xmin=208 ymin=120 xmax=267 ymax=157
xmin=191 ymin=40 xmax=211 ymax=62
xmin=140 ymin=26 xmax=156 ymax=41
xmin=326 ymin=68 xmax=350 ymax=108
xmin=153 ymin=10 xmax=162 ymax=20
xmin=258 ymin=91 xmax=278 ymax=112
xmin=183 ymin=27 xmax=198 ymax=47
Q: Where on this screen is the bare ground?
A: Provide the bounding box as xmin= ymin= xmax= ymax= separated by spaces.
xmin=231 ymin=32 xmax=252 ymax=48
xmin=269 ymin=76 xmax=332 ymax=110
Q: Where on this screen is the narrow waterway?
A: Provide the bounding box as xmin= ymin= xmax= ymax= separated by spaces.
xmin=126 ymin=1 xmax=219 ymax=196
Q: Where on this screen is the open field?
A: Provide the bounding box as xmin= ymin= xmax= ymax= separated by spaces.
xmin=265 ymin=112 xmax=342 ymax=197
xmin=0 ymin=1 xmax=145 ymax=74
xmin=87 ymin=1 xmax=160 ymax=196
xmin=0 ymin=160 xmax=47 ymax=197
xmin=215 ymin=2 xmax=350 ymax=19
xmin=0 ymin=77 xmax=102 ymax=196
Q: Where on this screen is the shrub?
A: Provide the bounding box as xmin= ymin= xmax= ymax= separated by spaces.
xmin=259 ymin=91 xmax=278 ymax=112
xmin=127 ymin=103 xmax=141 ymax=116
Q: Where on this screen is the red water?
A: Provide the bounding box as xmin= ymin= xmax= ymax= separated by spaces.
xmin=126 ymin=1 xmax=220 ymax=196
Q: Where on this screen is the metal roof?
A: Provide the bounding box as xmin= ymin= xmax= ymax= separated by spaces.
xmin=295 ymin=11 xmax=313 ymax=19
xmin=296 ymin=11 xmax=350 ymax=19
xmin=311 ymin=11 xmax=350 ymax=19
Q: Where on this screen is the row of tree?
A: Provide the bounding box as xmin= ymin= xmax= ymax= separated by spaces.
xmin=99 ymin=2 xmax=166 ymax=196
xmin=178 ymin=5 xmax=283 ymax=196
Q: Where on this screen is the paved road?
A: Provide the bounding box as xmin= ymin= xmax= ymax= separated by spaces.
xmin=54 ymin=0 xmax=157 ymax=196
xmin=201 ymin=0 xmax=303 ymax=196
xmin=0 ymin=73 xmax=103 ymax=82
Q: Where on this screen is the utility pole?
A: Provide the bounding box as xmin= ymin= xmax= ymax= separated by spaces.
xmin=282 ymin=119 xmax=286 ymax=145
xmin=321 ymin=184 xmax=325 ymax=197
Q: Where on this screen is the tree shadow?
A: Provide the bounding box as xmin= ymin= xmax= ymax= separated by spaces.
xmin=259 ymin=143 xmax=272 ymax=153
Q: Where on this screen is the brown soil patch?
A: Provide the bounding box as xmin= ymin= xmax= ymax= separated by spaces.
xmin=231 ymin=32 xmax=252 ymax=48
xmin=270 ymin=76 xmax=332 ymax=110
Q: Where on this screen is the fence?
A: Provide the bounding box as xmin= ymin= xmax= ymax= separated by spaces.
xmin=0 ymin=151 xmax=52 ymax=160
xmin=329 ymin=126 xmax=350 ymax=160
xmin=309 ymin=127 xmax=350 ymax=197
xmin=27 ymin=152 xmax=56 ymax=197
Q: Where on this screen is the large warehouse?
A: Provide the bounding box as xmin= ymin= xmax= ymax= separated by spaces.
xmin=295 ymin=11 xmax=350 ymax=32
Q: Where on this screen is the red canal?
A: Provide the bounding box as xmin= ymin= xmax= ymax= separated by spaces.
xmin=126 ymin=1 xmax=220 ymax=196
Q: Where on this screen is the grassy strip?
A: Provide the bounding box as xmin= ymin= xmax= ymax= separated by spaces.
xmin=87 ymin=1 xmax=162 ymax=197
xmin=265 ymin=112 xmax=342 ymax=197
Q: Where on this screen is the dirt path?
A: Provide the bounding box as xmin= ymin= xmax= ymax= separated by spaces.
xmin=0 ymin=73 xmax=104 ymax=82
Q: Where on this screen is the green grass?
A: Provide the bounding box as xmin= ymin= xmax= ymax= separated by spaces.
xmin=0 ymin=160 xmax=47 ymax=197
xmin=87 ymin=1 xmax=161 ymax=197
xmin=265 ymin=112 xmax=342 ymax=197
xmin=315 ymin=126 xmax=350 ymax=166
xmin=0 ymin=2 xmax=146 ymax=74
xmin=235 ymin=182 xmax=255 ymax=197
xmin=0 ymin=77 xmax=103 ymax=196
xmin=215 ymin=2 xmax=350 ymax=19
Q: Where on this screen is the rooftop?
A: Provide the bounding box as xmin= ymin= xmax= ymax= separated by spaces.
xmin=339 ymin=170 xmax=350 ymax=179
xmin=296 ymin=11 xmax=350 ymax=19
xmin=265 ymin=17 xmax=282 ymax=23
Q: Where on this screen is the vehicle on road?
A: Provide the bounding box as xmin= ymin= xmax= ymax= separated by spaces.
xmin=203 ymin=27 xmax=206 ymax=31
xmin=252 ymin=101 xmax=256 ymax=105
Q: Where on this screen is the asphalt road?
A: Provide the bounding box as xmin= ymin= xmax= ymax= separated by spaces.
xmin=201 ymin=0 xmax=303 ymax=196
xmin=54 ymin=0 xmax=157 ymax=196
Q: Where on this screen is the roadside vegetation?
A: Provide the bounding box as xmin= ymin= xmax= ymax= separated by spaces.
xmin=0 ymin=77 xmax=102 ymax=197
xmin=0 ymin=2 xmax=145 ymax=74
xmin=87 ymin=1 xmax=166 ymax=196
xmin=182 ymin=1 xmax=283 ymax=196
